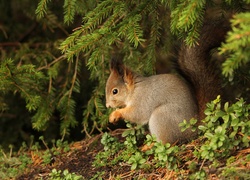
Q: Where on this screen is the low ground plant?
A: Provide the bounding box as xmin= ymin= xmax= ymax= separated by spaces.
xmin=93 ymin=97 xmax=250 ymax=179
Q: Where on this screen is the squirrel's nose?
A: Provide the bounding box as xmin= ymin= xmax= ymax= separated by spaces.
xmin=106 ymin=103 xmax=111 ymax=108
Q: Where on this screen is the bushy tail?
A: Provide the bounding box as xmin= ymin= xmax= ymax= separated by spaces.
xmin=178 ymin=18 xmax=230 ymax=119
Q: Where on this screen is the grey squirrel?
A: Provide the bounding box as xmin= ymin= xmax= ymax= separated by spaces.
xmin=105 ymin=20 xmax=230 ymax=144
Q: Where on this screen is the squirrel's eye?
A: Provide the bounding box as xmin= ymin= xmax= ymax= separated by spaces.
xmin=112 ymin=88 xmax=118 ymax=95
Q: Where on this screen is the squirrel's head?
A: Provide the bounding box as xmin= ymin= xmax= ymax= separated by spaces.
xmin=105 ymin=58 xmax=135 ymax=108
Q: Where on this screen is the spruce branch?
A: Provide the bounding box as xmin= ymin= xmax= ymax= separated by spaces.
xmin=220 ymin=12 xmax=250 ymax=78
xmin=82 ymin=0 xmax=115 ymax=31
xmin=170 ymin=0 xmax=205 ymax=45
xmin=63 ymin=0 xmax=77 ymax=25
xmin=32 ymin=96 xmax=53 ymax=131
xmin=57 ymin=56 xmax=80 ymax=136
xmin=37 ymin=55 xmax=66 ymax=71
xmin=43 ymin=11 xmax=69 ymax=35
xmin=82 ymin=86 xmax=107 ymax=136
xmin=69 ymin=55 xmax=80 ymax=96
xmin=36 ymin=0 xmax=51 ymax=19
xmin=60 ymin=29 xmax=84 ymax=54
xmin=143 ymin=9 xmax=160 ymax=74
xmin=0 ymin=59 xmax=45 ymax=111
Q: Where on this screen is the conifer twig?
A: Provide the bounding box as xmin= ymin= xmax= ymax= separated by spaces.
xmin=36 ymin=55 xmax=66 ymax=71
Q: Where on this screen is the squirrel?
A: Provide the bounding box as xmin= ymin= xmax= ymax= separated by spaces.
xmin=105 ymin=19 xmax=230 ymax=144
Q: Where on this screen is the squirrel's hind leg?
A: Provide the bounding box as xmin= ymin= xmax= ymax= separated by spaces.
xmin=148 ymin=105 xmax=184 ymax=144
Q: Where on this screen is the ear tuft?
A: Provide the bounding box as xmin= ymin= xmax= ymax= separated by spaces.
xmin=110 ymin=58 xmax=124 ymax=76
xmin=110 ymin=58 xmax=135 ymax=86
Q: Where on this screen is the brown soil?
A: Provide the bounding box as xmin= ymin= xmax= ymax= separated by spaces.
xmin=17 ymin=129 xmax=133 ymax=179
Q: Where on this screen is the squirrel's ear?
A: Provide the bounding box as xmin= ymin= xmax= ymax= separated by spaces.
xmin=123 ymin=67 xmax=134 ymax=86
xmin=110 ymin=58 xmax=125 ymax=76
xmin=110 ymin=58 xmax=134 ymax=86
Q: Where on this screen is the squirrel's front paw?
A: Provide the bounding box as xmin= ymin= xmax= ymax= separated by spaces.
xmin=109 ymin=110 xmax=122 ymax=123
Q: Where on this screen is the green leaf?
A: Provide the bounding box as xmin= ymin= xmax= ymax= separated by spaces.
xmin=131 ymin=163 xmax=137 ymax=170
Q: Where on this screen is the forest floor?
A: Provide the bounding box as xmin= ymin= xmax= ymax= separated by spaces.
xmin=15 ymin=128 xmax=250 ymax=180
xmin=16 ymin=129 xmax=134 ymax=180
